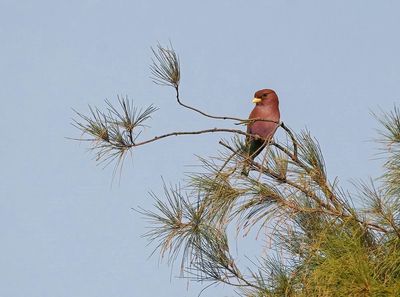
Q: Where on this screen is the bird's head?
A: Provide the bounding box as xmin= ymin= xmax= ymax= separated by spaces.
xmin=252 ymin=89 xmax=278 ymax=105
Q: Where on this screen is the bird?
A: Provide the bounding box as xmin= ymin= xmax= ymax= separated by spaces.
xmin=242 ymin=89 xmax=280 ymax=175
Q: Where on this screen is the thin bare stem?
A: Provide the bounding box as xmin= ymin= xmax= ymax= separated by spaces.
xmin=130 ymin=128 xmax=250 ymax=147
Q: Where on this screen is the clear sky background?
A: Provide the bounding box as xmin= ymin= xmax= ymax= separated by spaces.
xmin=1 ymin=1 xmax=399 ymax=296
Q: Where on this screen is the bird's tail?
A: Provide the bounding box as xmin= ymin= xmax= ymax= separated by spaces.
xmin=241 ymin=138 xmax=266 ymax=176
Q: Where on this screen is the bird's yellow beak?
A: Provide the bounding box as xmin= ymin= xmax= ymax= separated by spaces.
xmin=252 ymin=98 xmax=262 ymax=104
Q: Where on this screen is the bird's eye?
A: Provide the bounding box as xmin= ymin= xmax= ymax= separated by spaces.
xmin=262 ymin=94 xmax=267 ymax=97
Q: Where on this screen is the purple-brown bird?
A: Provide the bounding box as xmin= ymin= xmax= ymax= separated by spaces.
xmin=242 ymin=89 xmax=280 ymax=175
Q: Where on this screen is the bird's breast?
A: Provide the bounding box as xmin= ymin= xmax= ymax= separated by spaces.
xmin=248 ymin=106 xmax=280 ymax=139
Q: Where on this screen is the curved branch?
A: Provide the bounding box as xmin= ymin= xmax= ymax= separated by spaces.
xmin=175 ymin=87 xmax=283 ymax=126
xmin=174 ymin=87 xmax=245 ymax=122
xmin=280 ymin=122 xmax=298 ymax=159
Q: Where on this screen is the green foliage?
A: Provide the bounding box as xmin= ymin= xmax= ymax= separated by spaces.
xmin=375 ymin=107 xmax=400 ymax=196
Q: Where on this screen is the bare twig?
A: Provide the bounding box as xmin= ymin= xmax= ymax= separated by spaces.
xmin=130 ymin=128 xmax=249 ymax=147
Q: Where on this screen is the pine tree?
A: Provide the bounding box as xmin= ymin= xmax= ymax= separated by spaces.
xmin=72 ymin=44 xmax=400 ymax=296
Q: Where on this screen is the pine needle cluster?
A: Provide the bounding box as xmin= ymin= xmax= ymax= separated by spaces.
xmin=73 ymin=96 xmax=157 ymax=171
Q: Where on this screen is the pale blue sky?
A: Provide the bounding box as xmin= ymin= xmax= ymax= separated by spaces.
xmin=1 ymin=1 xmax=399 ymax=296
